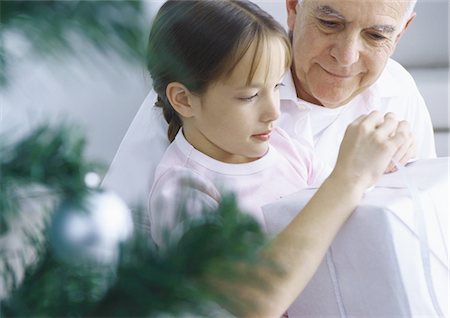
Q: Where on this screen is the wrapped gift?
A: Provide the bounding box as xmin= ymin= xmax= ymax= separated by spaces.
xmin=262 ymin=158 xmax=449 ymax=317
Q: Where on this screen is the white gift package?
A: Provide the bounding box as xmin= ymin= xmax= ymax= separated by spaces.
xmin=262 ymin=158 xmax=449 ymax=317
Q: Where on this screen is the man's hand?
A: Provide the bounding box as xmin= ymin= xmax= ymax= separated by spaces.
xmin=384 ymin=120 xmax=416 ymax=173
xmin=333 ymin=111 xmax=409 ymax=191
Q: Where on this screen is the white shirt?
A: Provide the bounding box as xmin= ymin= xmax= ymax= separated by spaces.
xmin=279 ymin=59 xmax=436 ymax=169
xmin=102 ymin=58 xmax=436 ymax=205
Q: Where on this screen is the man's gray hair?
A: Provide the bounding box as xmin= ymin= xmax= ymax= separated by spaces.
xmin=298 ymin=0 xmax=417 ymax=26
xmin=403 ymin=0 xmax=417 ymax=25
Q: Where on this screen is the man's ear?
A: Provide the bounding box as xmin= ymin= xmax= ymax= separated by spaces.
xmin=166 ymin=82 xmax=195 ymax=118
xmin=286 ymin=0 xmax=299 ymax=31
xmin=395 ymin=12 xmax=416 ymax=45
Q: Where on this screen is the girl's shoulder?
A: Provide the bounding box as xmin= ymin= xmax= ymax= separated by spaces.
xmin=151 ymin=165 xmax=221 ymax=201
xmin=148 ymin=165 xmax=222 ymax=248
xmin=149 ymin=165 xmax=221 ymax=213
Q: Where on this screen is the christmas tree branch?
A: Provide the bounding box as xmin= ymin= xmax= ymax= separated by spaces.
xmin=0 ymin=124 xmax=103 ymax=233
xmin=0 ymin=0 xmax=147 ymax=87
xmin=0 ymin=124 xmax=274 ymax=316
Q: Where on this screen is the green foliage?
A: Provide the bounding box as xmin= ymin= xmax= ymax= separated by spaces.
xmin=91 ymin=197 xmax=270 ymax=317
xmin=0 ymin=125 xmax=273 ymax=316
xmin=0 ymin=0 xmax=148 ymax=87
xmin=0 ymin=2 xmax=275 ymax=313
xmin=1 ymin=197 xmax=271 ymax=317
xmin=0 ymin=124 xmax=102 ymax=234
xmin=2 ymin=248 xmax=115 ymax=317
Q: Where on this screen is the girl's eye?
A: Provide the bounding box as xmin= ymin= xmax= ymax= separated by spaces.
xmin=275 ymin=83 xmax=285 ymax=89
xmin=239 ymin=93 xmax=258 ymax=101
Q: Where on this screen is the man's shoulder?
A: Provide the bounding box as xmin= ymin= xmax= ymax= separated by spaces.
xmin=375 ymin=59 xmax=418 ymax=95
xmin=385 ymin=59 xmax=415 ymax=80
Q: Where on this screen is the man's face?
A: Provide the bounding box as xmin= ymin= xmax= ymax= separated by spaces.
xmin=287 ymin=0 xmax=412 ymax=108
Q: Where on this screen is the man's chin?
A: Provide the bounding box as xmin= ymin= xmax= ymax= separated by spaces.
xmin=296 ymin=78 xmax=356 ymax=108
xmin=310 ymin=96 xmax=346 ymax=109
xmin=320 ymin=100 xmax=348 ymax=109
xmin=313 ymin=90 xmax=356 ymax=108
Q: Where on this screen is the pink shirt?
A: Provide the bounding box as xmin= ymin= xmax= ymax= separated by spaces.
xmin=149 ymin=127 xmax=330 ymax=247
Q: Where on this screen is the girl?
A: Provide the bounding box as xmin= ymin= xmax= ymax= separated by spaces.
xmin=147 ymin=0 xmax=408 ymax=316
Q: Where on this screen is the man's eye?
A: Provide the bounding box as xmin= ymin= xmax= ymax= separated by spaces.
xmin=318 ymin=19 xmax=339 ymax=28
xmin=367 ymin=32 xmax=387 ymax=41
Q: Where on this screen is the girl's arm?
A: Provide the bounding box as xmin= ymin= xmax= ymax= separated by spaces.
xmin=219 ymin=111 xmax=409 ymax=317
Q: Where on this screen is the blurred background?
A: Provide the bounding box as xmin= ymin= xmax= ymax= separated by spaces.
xmin=1 ymin=0 xmax=448 ymax=174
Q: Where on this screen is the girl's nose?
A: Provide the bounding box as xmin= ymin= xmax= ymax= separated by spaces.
xmin=261 ymin=94 xmax=280 ymax=122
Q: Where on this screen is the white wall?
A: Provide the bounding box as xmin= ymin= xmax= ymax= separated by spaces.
xmin=393 ymin=0 xmax=449 ymax=156
xmin=0 ymin=40 xmax=150 ymax=164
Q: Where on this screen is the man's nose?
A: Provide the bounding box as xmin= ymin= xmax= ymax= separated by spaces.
xmin=330 ymin=33 xmax=361 ymax=66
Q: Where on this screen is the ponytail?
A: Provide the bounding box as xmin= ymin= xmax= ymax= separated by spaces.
xmin=155 ymin=95 xmax=182 ymax=142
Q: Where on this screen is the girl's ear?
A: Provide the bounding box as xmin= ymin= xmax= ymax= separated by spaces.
xmin=166 ymin=82 xmax=195 ymax=118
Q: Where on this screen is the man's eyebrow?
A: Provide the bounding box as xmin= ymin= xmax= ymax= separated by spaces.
xmin=316 ymin=5 xmax=345 ymax=19
xmin=316 ymin=5 xmax=397 ymax=34
xmin=371 ymin=25 xmax=396 ymax=34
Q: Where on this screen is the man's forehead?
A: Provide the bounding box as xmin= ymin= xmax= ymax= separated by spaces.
xmin=304 ymin=0 xmax=411 ymax=7
xmin=305 ymin=0 xmax=409 ymax=26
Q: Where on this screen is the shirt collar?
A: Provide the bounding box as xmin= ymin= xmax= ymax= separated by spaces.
xmin=174 ymin=128 xmax=276 ymax=175
xmin=280 ymin=70 xmax=299 ymax=103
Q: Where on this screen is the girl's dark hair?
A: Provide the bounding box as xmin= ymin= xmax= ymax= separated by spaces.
xmin=147 ymin=0 xmax=292 ymax=142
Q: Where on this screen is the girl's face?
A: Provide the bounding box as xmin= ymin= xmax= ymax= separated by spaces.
xmin=183 ymin=37 xmax=288 ymax=164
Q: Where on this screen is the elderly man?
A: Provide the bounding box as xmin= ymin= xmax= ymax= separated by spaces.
xmin=280 ymin=0 xmax=435 ymax=171
xmin=103 ymin=0 xmax=435 ymax=203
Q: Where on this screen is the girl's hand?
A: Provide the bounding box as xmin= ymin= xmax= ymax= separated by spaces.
xmin=331 ymin=111 xmax=409 ymax=191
